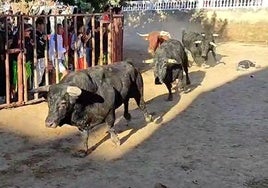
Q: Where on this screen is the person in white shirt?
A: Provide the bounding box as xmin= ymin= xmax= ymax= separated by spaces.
xmin=49 ymin=23 xmax=68 ymax=79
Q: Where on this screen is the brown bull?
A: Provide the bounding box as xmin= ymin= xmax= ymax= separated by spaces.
xmin=137 ymin=31 xmax=171 ymax=55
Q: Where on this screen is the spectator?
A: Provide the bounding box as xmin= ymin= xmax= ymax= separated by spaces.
xmin=35 ymin=17 xmax=47 ymax=87
xmin=0 ymin=17 xmax=6 ymax=104
xmin=49 ymin=23 xmax=68 ymax=80
xmin=71 ymin=24 xmax=86 ymax=70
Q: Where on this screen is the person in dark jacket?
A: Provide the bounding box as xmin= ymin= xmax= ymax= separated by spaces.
xmin=35 ymin=17 xmax=47 ymax=87
xmin=0 ymin=19 xmax=6 ymax=103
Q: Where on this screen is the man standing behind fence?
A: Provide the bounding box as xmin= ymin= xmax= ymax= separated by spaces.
xmin=49 ymin=23 xmax=68 ymax=80
xmin=35 ymin=17 xmax=47 ymax=87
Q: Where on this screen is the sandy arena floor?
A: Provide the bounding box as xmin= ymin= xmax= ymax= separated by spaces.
xmin=0 ymin=41 xmax=268 ymax=188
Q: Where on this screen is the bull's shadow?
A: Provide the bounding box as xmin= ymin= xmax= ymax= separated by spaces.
xmin=118 ymin=92 xmax=181 ymax=146
xmin=206 ymin=53 xmax=227 ymax=68
xmin=188 ymin=70 xmax=206 ymax=90
xmin=188 ymin=52 xmax=228 ymax=68
xmin=118 ymin=69 xmax=205 ymax=145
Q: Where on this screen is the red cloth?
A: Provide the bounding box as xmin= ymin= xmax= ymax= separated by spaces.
xmin=76 ymin=57 xmax=84 ymax=70
xmin=102 ymin=14 xmax=110 ymax=21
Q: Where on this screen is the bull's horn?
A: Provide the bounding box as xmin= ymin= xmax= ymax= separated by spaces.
xmin=201 ymin=33 xmax=206 ymax=36
xmin=210 ymin=42 xmax=217 ymax=47
xmin=159 ymin=31 xmax=171 ymax=38
xmin=194 ymin=40 xmax=202 ymax=44
xmin=67 ymin=86 xmax=82 ymax=97
xmin=213 ymin=33 xmax=219 ymax=37
xmin=143 ymin=59 xmax=154 ymax=64
xmin=31 ymin=85 xmax=50 ymax=93
xmin=137 ymin=32 xmax=149 ymax=37
xmin=167 ymin=59 xmax=177 ymax=64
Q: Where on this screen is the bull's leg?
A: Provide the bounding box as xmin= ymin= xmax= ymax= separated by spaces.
xmin=211 ymin=50 xmax=218 ymax=64
xmin=165 ymin=82 xmax=173 ymax=101
xmin=177 ymin=71 xmax=185 ymax=92
xmin=106 ymin=110 xmax=120 ymax=146
xmin=73 ymin=128 xmax=90 ymax=158
xmin=79 ymin=129 xmax=90 ymax=157
xmin=134 ymin=93 xmax=153 ymax=123
xmin=183 ymin=64 xmax=191 ymax=85
xmin=123 ymin=100 xmax=131 ymax=121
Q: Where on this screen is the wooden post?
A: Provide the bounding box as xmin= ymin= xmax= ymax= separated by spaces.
xmin=44 ymin=14 xmax=49 ymax=86
xmin=22 ymin=22 xmax=28 ymax=103
xmin=17 ymin=52 xmax=23 ymax=104
xmin=64 ymin=16 xmax=69 ymax=70
xmin=54 ymin=15 xmax=59 ymax=83
xmin=83 ymin=15 xmax=87 ymax=69
xmin=17 ymin=15 xmax=23 ymax=104
xmin=73 ymin=16 xmax=78 ymax=70
xmin=120 ymin=15 xmax=124 ymax=61
xmin=99 ymin=20 xmax=104 ymax=66
xmin=108 ymin=12 xmax=113 ymax=64
xmin=32 ymin=16 xmax=38 ymax=99
xmin=91 ymin=16 xmax=95 ymax=67
xmin=4 ymin=17 xmax=10 ymax=104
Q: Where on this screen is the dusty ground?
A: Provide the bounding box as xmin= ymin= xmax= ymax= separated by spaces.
xmin=0 ymin=40 xmax=268 ymax=188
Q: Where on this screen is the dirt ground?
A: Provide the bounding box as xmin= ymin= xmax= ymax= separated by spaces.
xmin=1 ymin=38 xmax=268 ymax=187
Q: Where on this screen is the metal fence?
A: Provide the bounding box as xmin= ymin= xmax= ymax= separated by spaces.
xmin=0 ymin=13 xmax=124 ymax=109
xmin=122 ymin=0 xmax=267 ymax=11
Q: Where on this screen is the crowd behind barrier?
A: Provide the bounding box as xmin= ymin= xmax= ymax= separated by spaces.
xmin=0 ymin=6 xmax=124 ymax=108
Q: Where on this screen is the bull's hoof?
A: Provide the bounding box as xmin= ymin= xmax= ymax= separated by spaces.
xmin=124 ymin=113 xmax=131 ymax=121
xmin=167 ymin=95 xmax=173 ymax=101
xmin=183 ymin=87 xmax=192 ymax=93
xmin=145 ymin=114 xmax=153 ymax=123
xmin=111 ymin=134 xmax=121 ymax=146
xmin=202 ymin=64 xmax=210 ymax=68
xmin=72 ymin=149 xmax=89 ymax=158
xmin=154 ymin=77 xmax=162 ymax=85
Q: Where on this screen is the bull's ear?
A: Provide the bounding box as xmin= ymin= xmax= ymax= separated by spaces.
xmin=30 ymin=85 xmax=50 ymax=93
xmin=66 ymin=86 xmax=82 ymax=97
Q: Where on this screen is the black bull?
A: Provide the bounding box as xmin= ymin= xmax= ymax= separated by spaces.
xmin=32 ymin=61 xmax=153 ymax=157
xmin=152 ymin=39 xmax=191 ymax=101
xmin=182 ymin=30 xmax=218 ymax=66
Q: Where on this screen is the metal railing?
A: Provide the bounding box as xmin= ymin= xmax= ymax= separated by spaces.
xmin=122 ymin=0 xmax=267 ymax=11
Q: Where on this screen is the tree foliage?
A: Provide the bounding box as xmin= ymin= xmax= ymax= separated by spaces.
xmin=59 ymin=0 xmax=126 ymax=12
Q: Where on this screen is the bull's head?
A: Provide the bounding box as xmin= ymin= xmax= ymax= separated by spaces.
xmin=194 ymin=33 xmax=218 ymax=60
xmin=137 ymin=31 xmax=171 ymax=56
xmin=32 ymin=84 xmax=103 ymax=128
xmin=153 ymin=58 xmax=179 ymax=83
